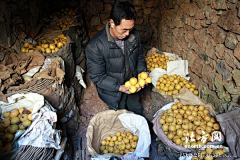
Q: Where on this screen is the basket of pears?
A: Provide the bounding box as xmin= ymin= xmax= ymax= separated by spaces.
xmin=99 ymin=131 xmax=139 ymax=155
xmin=153 ymin=102 xmax=224 ymax=152
xmin=124 ymin=72 xmax=152 ymax=94
xmin=0 ymin=107 xmax=33 ymax=153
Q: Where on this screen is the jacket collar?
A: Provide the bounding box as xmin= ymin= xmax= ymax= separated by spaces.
xmin=105 ymin=21 xmax=135 ymax=43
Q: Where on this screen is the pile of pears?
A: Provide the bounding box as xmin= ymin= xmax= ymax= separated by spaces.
xmin=100 ymin=131 xmax=139 ymax=155
xmin=21 ymin=34 xmax=67 ymax=54
xmin=0 ymin=107 xmax=33 ymax=153
xmin=159 ymin=102 xmax=221 ymax=149
xmin=124 ymin=72 xmax=152 ymax=94
xmin=156 ymin=74 xmax=199 ymax=96
xmin=145 ymin=53 xmax=172 ymax=72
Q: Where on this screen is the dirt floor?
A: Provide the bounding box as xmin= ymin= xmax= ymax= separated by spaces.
xmin=72 ymin=73 xmax=170 ymax=160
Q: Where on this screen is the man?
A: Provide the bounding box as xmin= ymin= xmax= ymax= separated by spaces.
xmin=86 ymin=1 xmax=147 ymax=115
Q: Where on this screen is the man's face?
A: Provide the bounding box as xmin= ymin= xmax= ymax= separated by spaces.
xmin=110 ymin=19 xmax=135 ymax=40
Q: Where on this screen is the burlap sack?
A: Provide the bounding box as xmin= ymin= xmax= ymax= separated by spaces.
xmin=152 ymin=88 xmax=218 ymax=153
xmin=60 ymin=86 xmax=80 ymax=137
xmin=216 ymin=109 xmax=240 ymax=158
xmin=4 ymin=56 xmax=66 ymax=109
xmin=36 ymin=29 xmax=75 ymax=87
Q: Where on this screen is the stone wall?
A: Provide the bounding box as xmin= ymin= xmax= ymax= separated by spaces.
xmin=80 ymin=0 xmax=161 ymax=53
xmin=158 ymin=0 xmax=240 ymax=113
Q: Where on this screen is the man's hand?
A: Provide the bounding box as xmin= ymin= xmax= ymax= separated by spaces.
xmin=119 ymin=85 xmax=143 ymax=94
xmin=119 ymin=85 xmax=131 ymax=94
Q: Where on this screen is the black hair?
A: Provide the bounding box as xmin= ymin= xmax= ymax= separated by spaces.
xmin=110 ymin=1 xmax=136 ymax=26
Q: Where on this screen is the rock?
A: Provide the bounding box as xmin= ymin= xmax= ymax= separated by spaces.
xmin=211 ymin=0 xmax=227 ymax=10
xmin=225 ymin=32 xmax=238 ymax=50
xmin=207 ymin=24 xmax=226 ymax=44
xmin=232 ymin=69 xmax=240 ymax=87
xmin=202 ymin=5 xmax=212 ymax=20
xmin=205 ymin=42 xmax=216 ymax=60
xmin=0 ymin=22 xmax=16 ymax=48
xmin=233 ymin=43 xmax=240 ymax=61
xmin=231 ymin=95 xmax=239 ymax=103
xmin=238 ymin=4 xmax=240 ymax=18
xmin=224 ymin=49 xmax=240 ymax=70
xmin=100 ymin=13 xmax=109 ymax=21
xmin=190 ymin=19 xmax=202 ymax=29
xmin=87 ymin=2 xmax=103 ymax=15
xmin=215 ymin=44 xmax=225 ymax=59
xmin=103 ymin=4 xmax=112 ymax=13
xmin=195 ymin=8 xmax=205 ymax=19
xmin=217 ymin=10 xmax=240 ymax=34
xmin=202 ymin=65 xmax=215 ymax=90
xmin=143 ymin=8 xmax=152 ymax=15
xmin=224 ymin=81 xmax=240 ymax=95
xmin=132 ymin=0 xmax=144 ymax=6
xmin=194 ymin=28 xmax=208 ymax=52
xmin=214 ymin=74 xmax=231 ymax=101
xmin=146 ymin=1 xmax=158 ymax=7
xmin=216 ymin=61 xmax=231 ymax=81
xmin=189 ymin=51 xmax=203 ymax=77
xmin=90 ymin=16 xmax=101 ymax=26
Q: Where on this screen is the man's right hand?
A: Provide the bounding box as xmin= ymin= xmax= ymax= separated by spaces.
xmin=119 ymin=85 xmax=131 ymax=94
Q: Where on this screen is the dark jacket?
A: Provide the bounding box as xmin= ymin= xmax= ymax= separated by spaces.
xmin=86 ymin=22 xmax=147 ymax=110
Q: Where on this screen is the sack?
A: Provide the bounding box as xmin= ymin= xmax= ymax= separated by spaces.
xmin=86 ymin=110 xmax=151 ymax=159
xmin=3 ymin=56 xmax=66 ymax=109
xmin=216 ymin=109 xmax=240 ymax=158
xmin=60 ymin=86 xmax=80 ymax=136
xmin=152 ymin=88 xmax=220 ymax=153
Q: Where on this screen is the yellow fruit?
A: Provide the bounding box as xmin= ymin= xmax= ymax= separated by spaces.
xmin=125 ymin=81 xmax=131 ymax=88
xmin=129 ymin=77 xmax=138 ymax=86
xmin=11 ymin=117 xmax=20 ymax=124
xmin=57 ymin=42 xmax=64 ymax=48
xmin=129 ymin=86 xmax=137 ymax=93
xmin=29 ymin=109 xmax=33 ymax=113
xmin=146 ymin=77 xmax=152 ymax=83
xmin=18 ymin=123 xmax=26 ymax=130
xmin=3 ymin=111 xmax=10 ymax=118
xmin=28 ymin=114 xmax=33 ymax=121
xmin=4 ymin=133 xmax=14 ymax=142
xmin=46 ymin=48 xmax=51 ymax=54
xmin=135 ymin=83 xmax=140 ymax=89
xmin=133 ymin=135 xmax=138 ymax=141
xmin=8 ymin=124 xmax=18 ymax=134
xmin=22 ymin=120 xmax=31 ymax=127
xmin=106 ymin=135 xmax=111 ymax=141
xmin=19 ymin=107 xmax=25 ymax=115
xmin=140 ymin=72 xmax=148 ymax=80
xmin=1 ymin=119 xmax=11 ymax=128
xmin=138 ymin=79 xmax=145 ymax=87
xmin=23 ymin=42 xmax=30 ymax=47
xmin=10 ymin=110 xmax=19 ymax=118
xmin=49 ymin=44 xmax=56 ymax=50
xmin=193 ymin=90 xmax=199 ymax=95
xmin=20 ymin=114 xmax=28 ymax=122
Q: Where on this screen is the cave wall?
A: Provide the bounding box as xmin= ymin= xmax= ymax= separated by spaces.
xmin=0 ymin=0 xmax=81 ymax=52
xmin=158 ymin=0 xmax=240 ymax=113
xmin=80 ymin=0 xmax=161 ymax=53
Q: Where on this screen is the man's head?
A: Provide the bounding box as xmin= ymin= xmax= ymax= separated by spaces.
xmin=109 ymin=1 xmax=136 ymax=40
